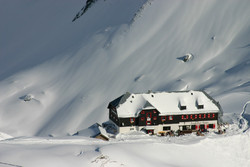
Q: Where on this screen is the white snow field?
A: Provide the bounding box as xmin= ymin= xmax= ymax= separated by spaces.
xmin=0 ymin=0 xmax=250 ymax=166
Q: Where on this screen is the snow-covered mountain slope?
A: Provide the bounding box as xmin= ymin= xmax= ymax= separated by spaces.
xmin=0 ymin=0 xmax=250 ymax=139
xmin=1 ymin=1 xmax=250 ymax=167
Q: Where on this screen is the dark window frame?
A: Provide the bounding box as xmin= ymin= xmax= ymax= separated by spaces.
xmin=208 ymin=124 xmax=215 ymax=129
xmin=130 ymin=118 xmax=135 ymax=123
xmin=190 ymin=114 xmax=197 ymax=119
xmin=180 ymin=106 xmax=187 ymax=110
xmin=199 ymin=114 xmax=206 ymax=119
xmin=163 ymin=126 xmax=171 ymax=131
xmin=199 ymin=124 xmax=205 ymax=129
xmin=198 ymin=105 xmax=204 ymax=109
xmin=161 ymin=116 xmax=166 ymax=122
xmin=182 ymin=115 xmax=188 ymax=120
xmin=168 ymin=115 xmax=173 ymax=120
xmin=191 ymin=125 xmax=196 ymax=130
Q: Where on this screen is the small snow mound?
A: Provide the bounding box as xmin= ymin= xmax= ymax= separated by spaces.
xmin=21 ymin=94 xmax=34 ymax=102
xmin=177 ymin=53 xmax=194 ymax=62
xmin=183 ymin=53 xmax=193 ymax=62
xmin=0 ymin=132 xmax=13 ymax=140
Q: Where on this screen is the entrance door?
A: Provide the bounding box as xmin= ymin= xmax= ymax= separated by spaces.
xmin=146 ymin=112 xmax=152 ymax=125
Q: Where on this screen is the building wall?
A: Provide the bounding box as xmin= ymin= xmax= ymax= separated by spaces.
xmin=109 ymin=107 xmax=219 ymax=134
xmin=138 ymin=109 xmax=159 ymax=126
xmin=109 ymin=108 xmax=119 ymax=126
xmin=118 ymin=111 xmax=218 ymax=127
xmin=118 ymin=120 xmax=218 ymax=134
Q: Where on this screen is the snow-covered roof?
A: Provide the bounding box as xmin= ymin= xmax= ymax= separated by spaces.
xmin=111 ymin=90 xmax=220 ymax=118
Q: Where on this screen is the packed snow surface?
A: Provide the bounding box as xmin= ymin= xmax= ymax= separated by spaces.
xmin=0 ymin=0 xmax=250 ymax=166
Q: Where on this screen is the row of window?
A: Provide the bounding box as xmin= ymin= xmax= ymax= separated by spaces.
xmin=163 ymin=124 xmax=216 ymax=131
xmin=141 ymin=110 xmax=157 ymax=114
xmin=180 ymin=105 xmax=204 ymax=110
xmin=190 ymin=124 xmax=216 ymax=130
xmin=181 ymin=113 xmax=215 ymax=120
xmin=129 ymin=113 xmax=216 ymax=124
xmin=161 ymin=116 xmax=173 ymax=121
xmin=139 ymin=115 xmax=174 ymax=122
xmin=139 ymin=114 xmax=215 ymax=122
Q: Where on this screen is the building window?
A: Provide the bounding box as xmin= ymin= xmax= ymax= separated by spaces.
xmin=198 ymin=105 xmax=204 ymax=109
xmin=191 ymin=125 xmax=196 ymax=130
xmin=182 ymin=126 xmax=188 ymax=131
xmin=182 ymin=115 xmax=188 ymax=120
xmin=208 ymin=124 xmax=215 ymax=129
xmin=153 ymin=116 xmax=157 ymax=121
xmin=161 ymin=116 xmax=166 ymax=122
xmin=199 ymin=114 xmax=206 ymax=119
xmin=153 ymin=110 xmax=157 ymax=114
xmin=199 ymin=124 xmax=205 ymax=130
xmin=163 ymin=126 xmax=171 ymax=131
xmin=141 ymin=110 xmax=145 ymax=114
xmin=141 ymin=117 xmax=145 ymax=121
xmin=207 ymin=113 xmax=215 ymax=118
xmin=190 ymin=114 xmax=197 ymax=119
xmin=169 ymin=115 xmax=173 ymax=120
xmin=180 ymin=106 xmax=187 ymax=110
xmin=130 ymin=118 xmax=135 ymax=123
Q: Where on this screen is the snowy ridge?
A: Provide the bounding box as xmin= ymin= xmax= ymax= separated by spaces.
xmin=130 ymin=0 xmax=154 ymax=25
xmin=72 ymin=0 xmax=99 ymax=22
xmin=239 ymin=101 xmax=250 ymax=132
